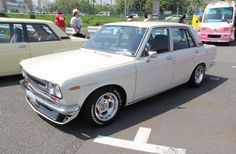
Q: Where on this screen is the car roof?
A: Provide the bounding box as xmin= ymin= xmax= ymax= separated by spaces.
xmin=104 ymin=21 xmax=190 ymax=28
xmin=0 ymin=17 xmax=53 ymax=24
xmin=0 ymin=17 xmax=69 ymax=38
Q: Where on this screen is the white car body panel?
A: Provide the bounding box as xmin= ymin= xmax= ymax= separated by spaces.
xmin=135 ymin=52 xmax=174 ymax=100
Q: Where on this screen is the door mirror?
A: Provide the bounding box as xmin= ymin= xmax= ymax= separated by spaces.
xmin=148 ymin=51 xmax=158 ymax=58
xmin=146 ymin=51 xmax=158 ymax=62
xmin=143 ymin=42 xmax=151 ymax=57
xmin=144 ymin=42 xmax=151 ymax=52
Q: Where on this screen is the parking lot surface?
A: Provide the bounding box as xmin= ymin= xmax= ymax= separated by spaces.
xmin=0 ymin=42 xmax=236 ymax=154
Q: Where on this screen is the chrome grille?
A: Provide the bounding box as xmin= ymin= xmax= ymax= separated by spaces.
xmin=25 ymin=72 xmax=47 ymax=90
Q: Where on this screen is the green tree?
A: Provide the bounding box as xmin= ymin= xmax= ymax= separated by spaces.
xmin=144 ymin=0 xmax=153 ymax=14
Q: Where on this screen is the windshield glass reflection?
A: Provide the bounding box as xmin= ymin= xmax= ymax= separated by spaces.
xmin=203 ymin=7 xmax=233 ymax=23
xmin=84 ymin=25 xmax=147 ymax=56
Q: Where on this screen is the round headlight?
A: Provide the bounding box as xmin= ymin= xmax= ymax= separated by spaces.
xmin=54 ymin=84 xmax=62 ymax=98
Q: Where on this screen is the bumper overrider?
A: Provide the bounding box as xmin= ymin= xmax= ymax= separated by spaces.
xmin=20 ymin=80 xmax=80 ymax=125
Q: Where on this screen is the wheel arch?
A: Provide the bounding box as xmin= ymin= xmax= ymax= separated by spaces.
xmin=190 ymin=62 xmax=206 ymax=77
xmin=81 ymin=84 xmax=127 ymax=110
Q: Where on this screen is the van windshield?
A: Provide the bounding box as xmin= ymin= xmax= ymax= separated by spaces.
xmin=203 ymin=7 xmax=233 ymax=23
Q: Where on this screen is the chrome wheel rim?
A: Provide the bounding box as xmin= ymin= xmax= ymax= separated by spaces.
xmin=195 ymin=66 xmax=204 ymax=84
xmin=95 ymin=92 xmax=119 ymax=121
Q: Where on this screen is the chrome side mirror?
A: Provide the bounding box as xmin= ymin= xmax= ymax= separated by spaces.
xmin=148 ymin=51 xmax=158 ymax=58
xmin=146 ymin=51 xmax=158 ymax=62
xmin=143 ymin=42 xmax=152 ymax=56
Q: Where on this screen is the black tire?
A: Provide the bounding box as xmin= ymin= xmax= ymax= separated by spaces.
xmin=82 ymin=87 xmax=123 ymax=126
xmin=188 ymin=64 xmax=205 ymax=87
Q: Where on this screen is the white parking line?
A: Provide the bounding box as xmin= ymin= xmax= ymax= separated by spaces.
xmin=232 ymin=66 xmax=236 ymax=68
xmin=134 ymin=127 xmax=151 ymax=143
xmin=94 ymin=127 xmax=186 ymax=154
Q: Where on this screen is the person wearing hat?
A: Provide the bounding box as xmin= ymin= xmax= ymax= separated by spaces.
xmin=55 ymin=11 xmax=66 ymax=32
xmin=70 ymin=9 xmax=85 ymax=38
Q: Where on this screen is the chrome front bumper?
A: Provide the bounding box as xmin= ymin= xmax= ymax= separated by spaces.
xmin=20 ymin=80 xmax=80 ymax=125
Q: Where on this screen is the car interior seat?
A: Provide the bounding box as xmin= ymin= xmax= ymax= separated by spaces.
xmin=151 ymin=35 xmax=169 ymax=53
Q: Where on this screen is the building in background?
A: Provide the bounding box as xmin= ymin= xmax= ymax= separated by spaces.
xmin=0 ymin=0 xmax=29 ymax=13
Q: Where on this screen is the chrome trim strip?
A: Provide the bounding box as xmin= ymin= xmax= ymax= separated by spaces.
xmin=25 ymin=96 xmax=76 ymax=125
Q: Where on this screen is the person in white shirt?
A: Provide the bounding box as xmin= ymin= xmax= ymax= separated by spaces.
xmin=70 ymin=9 xmax=85 ymax=38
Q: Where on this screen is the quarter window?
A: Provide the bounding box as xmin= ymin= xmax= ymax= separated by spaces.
xmin=26 ymin=24 xmax=58 ymax=42
xmin=186 ymin=31 xmax=196 ymax=47
xmin=0 ymin=23 xmax=10 ymax=43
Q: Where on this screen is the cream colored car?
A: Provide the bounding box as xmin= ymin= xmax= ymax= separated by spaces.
xmin=0 ymin=18 xmax=87 ymax=77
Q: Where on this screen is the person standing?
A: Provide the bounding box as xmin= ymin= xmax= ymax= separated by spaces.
xmin=55 ymin=11 xmax=66 ymax=32
xmin=144 ymin=14 xmax=149 ymax=22
xmin=127 ymin=15 xmax=133 ymax=21
xmin=178 ymin=14 xmax=186 ymax=24
xmin=70 ymin=9 xmax=85 ymax=38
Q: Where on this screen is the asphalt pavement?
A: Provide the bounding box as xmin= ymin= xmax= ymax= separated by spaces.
xmin=0 ymin=41 xmax=236 ymax=154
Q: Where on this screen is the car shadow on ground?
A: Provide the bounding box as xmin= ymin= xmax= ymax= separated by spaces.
xmin=47 ymin=74 xmax=228 ymax=140
xmin=0 ymin=75 xmax=22 ymax=87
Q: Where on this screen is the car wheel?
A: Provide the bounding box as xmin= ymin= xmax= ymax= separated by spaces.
xmin=82 ymin=87 xmax=123 ymax=126
xmin=189 ymin=64 xmax=205 ymax=87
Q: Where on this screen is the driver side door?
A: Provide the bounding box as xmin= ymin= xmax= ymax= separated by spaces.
xmin=135 ymin=28 xmax=174 ymax=100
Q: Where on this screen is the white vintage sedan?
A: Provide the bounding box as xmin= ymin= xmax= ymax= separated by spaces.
xmin=0 ymin=18 xmax=87 ymax=76
xmin=20 ymin=22 xmax=216 ymax=125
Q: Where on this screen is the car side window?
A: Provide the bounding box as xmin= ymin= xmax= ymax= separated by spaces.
xmin=0 ymin=23 xmax=11 ymax=43
xmin=173 ymin=29 xmax=189 ymax=50
xmin=11 ymin=24 xmax=25 ymax=43
xmin=0 ymin=23 xmax=25 ymax=43
xmin=148 ymin=28 xmax=169 ymax=54
xmin=26 ymin=24 xmax=59 ymax=42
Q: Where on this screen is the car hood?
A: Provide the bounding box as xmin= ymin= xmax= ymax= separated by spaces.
xmin=20 ymin=48 xmax=134 ymax=85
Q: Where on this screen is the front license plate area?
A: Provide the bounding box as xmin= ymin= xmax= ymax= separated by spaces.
xmin=211 ymin=38 xmax=218 ymax=42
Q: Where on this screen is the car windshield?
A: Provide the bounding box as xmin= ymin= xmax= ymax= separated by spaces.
xmin=83 ymin=25 xmax=147 ymax=56
xmin=203 ymin=7 xmax=233 ymax=23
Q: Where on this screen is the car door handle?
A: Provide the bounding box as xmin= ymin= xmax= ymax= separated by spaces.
xmin=18 ymin=45 xmax=26 ymax=48
xmin=166 ymin=55 xmax=173 ymax=60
